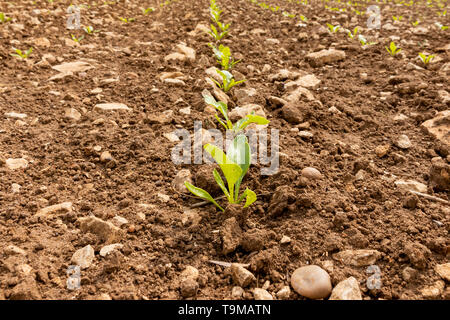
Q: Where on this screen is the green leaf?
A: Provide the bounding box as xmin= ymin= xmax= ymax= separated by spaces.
xmin=184 ymin=182 xmax=224 ymax=211
xmin=227 ymin=134 xmax=251 ymax=199
xmin=236 ymin=114 xmax=270 ymax=131
xmin=204 ymin=144 xmax=242 ymax=189
xmin=243 ymin=188 xmax=257 ymax=208
xmin=213 ymin=168 xmax=230 ymax=198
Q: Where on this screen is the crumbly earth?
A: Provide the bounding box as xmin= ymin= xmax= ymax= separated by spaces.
xmin=0 ymin=0 xmax=449 ymax=300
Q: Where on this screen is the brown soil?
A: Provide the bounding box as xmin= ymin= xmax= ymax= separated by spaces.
xmin=0 ymin=0 xmax=449 ymax=300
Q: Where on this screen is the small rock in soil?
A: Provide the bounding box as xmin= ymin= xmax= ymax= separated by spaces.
xmin=375 ymin=144 xmax=390 ymax=158
xmin=395 ymin=134 xmax=412 ymax=149
xmin=435 ymin=263 xmax=450 ymax=281
xmin=402 ymin=267 xmax=418 ymax=281
xmin=99 ymin=243 xmax=123 ymax=257
xmin=230 ymin=263 xmax=256 ymax=288
xmin=79 ymin=216 xmax=124 ymax=244
xmin=421 ymin=280 xmax=445 ymax=299
xmin=421 ymin=110 xmax=449 ymax=146
xmin=35 ymin=202 xmax=73 ymax=218
xmin=71 ymin=245 xmax=95 ymax=269
xmin=253 ymin=288 xmax=273 ymax=300
xmin=172 ymin=169 xmax=192 ymax=193
xmin=290 ymin=265 xmax=332 ymax=299
xmin=180 ymin=278 xmax=199 ymax=298
xmin=404 ymin=242 xmax=431 ymax=270
xmin=306 ymin=49 xmax=346 ymax=67
xmin=6 ymin=158 xmax=29 ymax=170
xmin=231 ymin=286 xmax=244 ymax=299
xmin=281 ymin=103 xmax=304 ymax=124
xmin=329 ymin=277 xmax=362 ymax=300
xmin=276 ymin=286 xmax=291 ymax=300
xmin=429 ymin=157 xmax=450 ymax=191
xmin=394 ymin=179 xmax=428 ymax=193
xmin=332 ymin=249 xmax=381 ymax=267
xmin=301 ymin=167 xmax=323 ymax=180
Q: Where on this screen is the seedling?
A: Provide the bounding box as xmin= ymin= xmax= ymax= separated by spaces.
xmin=385 ymin=41 xmax=401 ymax=57
xmin=71 ymin=34 xmax=84 ymax=42
xmin=10 ymin=47 xmax=32 ymax=59
xmin=435 ymin=22 xmax=448 ymax=31
xmin=282 ymin=11 xmax=296 ymax=18
xmin=326 ymin=23 xmax=340 ymax=33
xmin=299 ymin=15 xmax=308 ymax=22
xmin=119 ymin=17 xmax=135 ymax=23
xmin=142 ymin=7 xmax=155 ymax=15
xmin=203 ymin=94 xmax=269 ymax=133
xmin=358 ymin=35 xmax=376 ymax=46
xmin=411 ymin=20 xmax=419 ymax=27
xmin=418 ymin=52 xmax=435 ymax=65
xmin=184 ymin=135 xmax=257 ymax=211
xmin=347 ymin=27 xmax=358 ymax=39
xmin=0 ymin=12 xmax=12 ymax=23
xmin=392 ymin=15 xmax=403 ymax=21
xmin=83 ymin=26 xmax=99 ymax=34
xmin=270 ymin=6 xmax=280 ymax=12
xmin=209 ymin=24 xmax=229 ymax=41
xmin=211 ymin=69 xmax=246 ymax=93
xmin=209 ymin=43 xmax=240 ymax=70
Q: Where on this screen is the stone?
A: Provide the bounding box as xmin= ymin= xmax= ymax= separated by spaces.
xmin=228 ymin=104 xmax=266 ymax=121
xmin=181 ymin=266 xmax=199 ymax=281
xmin=221 ymin=217 xmax=242 ymax=255
xmin=78 ymin=216 xmax=124 ymax=244
xmin=329 ymin=277 xmax=362 ymax=300
xmin=421 ymin=280 xmax=445 ymax=299
xmin=34 ymin=37 xmax=50 ymax=48
xmin=64 ymin=108 xmax=81 ymax=121
xmin=52 ymin=61 xmax=94 ymax=74
xmin=231 ymin=286 xmax=244 ymax=298
xmin=100 ymin=151 xmax=113 ymax=162
xmin=430 ymin=158 xmax=449 ymax=192
xmin=71 ymin=245 xmax=95 ymax=269
xmin=234 ymin=88 xmax=263 ymax=105
xmin=306 ymin=49 xmax=346 ymax=67
xmin=230 ymin=264 xmax=256 ymax=287
xmin=375 ymin=144 xmax=390 ymax=158
xmin=394 ymin=179 xmax=428 ymax=193
xmin=435 ymin=263 xmax=450 ymax=281
xmin=164 ymin=78 xmax=186 ymax=86
xmin=332 ymin=249 xmax=381 ymax=267
xmin=281 ymin=103 xmax=303 ymax=124
xmin=181 ymin=209 xmax=202 ymax=226
xmin=253 ymin=288 xmax=273 ymax=300
xmin=5 ymin=112 xmax=27 ymax=119
xmin=176 ymin=44 xmax=196 ymax=62
xmin=395 ymin=134 xmax=412 ymax=149
xmin=284 ymin=74 xmax=321 ymax=91
xmin=164 ymin=132 xmax=180 ymax=142
xmin=172 ymin=169 xmax=192 ymax=193
xmin=159 ymin=71 xmax=185 ymax=81
xmin=4 ymin=245 xmax=27 ymax=256
xmin=283 ymin=86 xmax=316 ymax=103
xmin=290 ymin=265 xmax=332 ymax=299
xmin=280 ymin=236 xmax=291 ymax=244
xmin=94 ymin=103 xmax=130 ymax=111
xmin=35 ymin=202 xmax=73 ymax=218
xmin=164 ymin=52 xmax=186 ymax=62
xmin=100 ymin=243 xmax=123 ymax=257
xmin=421 ymin=110 xmax=449 ymax=146
xmin=6 ymin=158 xmax=28 ymax=170
xmin=180 ymin=278 xmax=198 ymax=298
xmin=111 ymin=216 xmax=128 ymax=227
xmin=276 ymin=286 xmax=291 ymax=299
xmin=301 ymin=167 xmax=323 ymax=180
xmin=402 ymin=267 xmax=418 ymax=281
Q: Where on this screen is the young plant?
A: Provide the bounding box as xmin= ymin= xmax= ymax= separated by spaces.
xmin=385 ymin=41 xmax=401 ymax=57
xmin=211 ymin=69 xmax=246 ymax=93
xmin=209 ymin=24 xmax=228 ymax=41
xmin=71 ymin=34 xmax=84 ymax=42
xmin=358 ymin=35 xmax=376 ymax=46
xmin=347 ymin=27 xmax=358 ymax=39
xmin=203 ymin=94 xmax=269 ymax=133
xmin=83 ymin=26 xmax=99 ymax=34
xmin=184 ymin=135 xmax=257 ymax=211
xmin=142 ymin=7 xmax=155 ymax=15
xmin=270 ymin=5 xmax=280 ymax=12
xmin=411 ymin=20 xmax=419 ymax=27
xmin=209 ymin=43 xmax=240 ymax=70
xmin=119 ymin=17 xmax=135 ymax=23
xmin=10 ymin=47 xmax=32 ymax=59
xmin=0 ymin=12 xmax=12 ymax=23
xmin=326 ymin=23 xmax=340 ymax=33
xmin=418 ymin=53 xmax=435 ymax=65
xmin=435 ymin=22 xmax=448 ymax=31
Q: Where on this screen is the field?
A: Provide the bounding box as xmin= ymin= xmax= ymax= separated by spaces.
xmin=0 ymin=0 xmax=449 ymax=300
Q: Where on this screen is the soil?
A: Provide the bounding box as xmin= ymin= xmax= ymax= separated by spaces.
xmin=0 ymin=0 xmax=449 ymax=300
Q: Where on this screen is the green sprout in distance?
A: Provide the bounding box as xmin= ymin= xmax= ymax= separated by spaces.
xmin=385 ymin=41 xmax=401 ymax=57
xmin=0 ymin=12 xmax=12 ymax=23
xmin=418 ymin=52 xmax=435 ymax=66
xmin=10 ymin=47 xmax=32 ymax=59
xmin=326 ymin=23 xmax=340 ymax=33
xmin=211 ymin=69 xmax=246 ymax=93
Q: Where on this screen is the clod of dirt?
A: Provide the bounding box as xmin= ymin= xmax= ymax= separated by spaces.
xmin=281 ymin=103 xmax=304 ymax=124
xmin=194 ymin=165 xmax=222 ymax=197
xmin=78 ymin=216 xmax=124 ymax=244
xmin=404 ymin=242 xmax=431 ymax=270
xmin=429 ymin=157 xmax=450 ymax=191
xmin=240 ymin=229 xmax=266 ymax=252
xmin=329 ymin=277 xmax=362 ymax=300
xmin=223 ymin=203 xmax=248 ymax=227
xmin=102 ymin=250 xmax=124 ymax=274
xmin=305 ymin=49 xmax=346 ymax=67
xmin=172 ymin=169 xmax=192 ymax=193
xmin=9 ymin=278 xmax=41 ymax=300
xmin=230 ymin=264 xmax=255 ymax=288
xmin=71 ymin=245 xmax=95 ymax=269
xmin=290 ymin=265 xmax=332 ymax=300
xmin=220 ymin=217 xmax=242 ymax=255
xmin=268 ymin=185 xmax=296 ymax=217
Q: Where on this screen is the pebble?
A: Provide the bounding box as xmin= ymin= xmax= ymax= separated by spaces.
xmin=11 ymin=183 xmax=21 ymax=193
xmin=375 ymin=144 xmax=390 ymax=158
xmin=276 ymin=286 xmax=291 ymax=299
xmin=35 ymin=202 xmax=73 ymax=218
xmin=180 ymin=278 xmax=199 ymax=298
xmin=94 ymin=103 xmax=130 ymax=111
xmin=99 ymin=243 xmax=124 ymax=257
xmin=301 ymin=167 xmax=323 ymax=180
xmin=4 ymin=245 xmax=27 ymax=256
xmin=332 ymin=249 xmax=381 ymax=267
xmin=280 ymin=235 xmax=291 ymax=244
xmin=253 ymin=288 xmax=273 ymax=300
xmin=329 ymin=277 xmax=362 ymax=300
xmin=78 ymin=216 xmax=124 ymax=244
xmin=231 ymin=286 xmax=244 ymax=298
xmin=230 ymin=263 xmax=256 ymax=288
xmin=435 ymin=263 xmax=450 ymax=281
xmin=172 ymin=169 xmax=192 ymax=193
xmin=5 ymin=112 xmax=27 ymax=119
xmin=64 ymin=108 xmax=81 ymax=121
xmin=421 ymin=280 xmax=445 ymax=299
xmin=111 ymin=216 xmax=128 ymax=227
xmin=71 ymin=245 xmax=95 ymax=269
xmin=6 ymin=158 xmax=29 ymax=170
xmin=290 ymin=265 xmax=332 ymax=299
xmin=100 ymin=151 xmax=113 ymax=162
xmin=394 ymin=179 xmax=428 ymax=193
xmin=395 ymin=134 xmax=412 ymax=149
